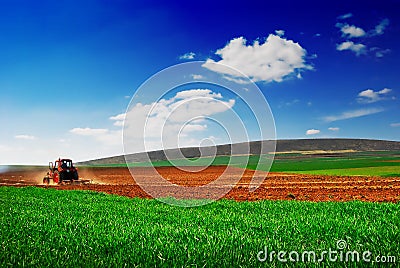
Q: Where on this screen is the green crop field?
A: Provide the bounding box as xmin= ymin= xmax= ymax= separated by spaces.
xmin=88 ymin=151 xmax=400 ymax=177
xmin=261 ymin=151 xmax=400 ymax=177
xmin=1 ymin=187 xmax=399 ymax=267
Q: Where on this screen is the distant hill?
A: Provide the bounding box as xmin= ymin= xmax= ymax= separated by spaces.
xmin=78 ymin=138 xmax=400 ymax=165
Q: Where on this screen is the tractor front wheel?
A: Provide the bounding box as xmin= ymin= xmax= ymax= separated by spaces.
xmin=43 ymin=177 xmax=50 ymax=184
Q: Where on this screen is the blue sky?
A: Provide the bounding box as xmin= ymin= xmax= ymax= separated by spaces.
xmin=0 ymin=0 xmax=399 ymax=164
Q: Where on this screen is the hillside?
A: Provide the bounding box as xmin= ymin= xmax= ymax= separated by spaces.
xmin=78 ymin=138 xmax=400 ymax=165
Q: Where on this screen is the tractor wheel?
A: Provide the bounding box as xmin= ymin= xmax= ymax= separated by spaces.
xmin=43 ymin=177 xmax=50 ymax=184
xmin=73 ymin=171 xmax=79 ymax=181
xmin=59 ymin=172 xmax=65 ymax=184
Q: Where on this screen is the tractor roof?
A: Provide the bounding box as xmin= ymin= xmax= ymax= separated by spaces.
xmin=58 ymin=159 xmax=73 ymax=162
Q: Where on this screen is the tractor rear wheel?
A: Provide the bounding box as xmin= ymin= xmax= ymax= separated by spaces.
xmin=59 ymin=171 xmax=65 ymax=184
xmin=73 ymin=171 xmax=79 ymax=180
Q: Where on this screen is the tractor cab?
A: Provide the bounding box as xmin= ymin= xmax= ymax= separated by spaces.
xmin=50 ymin=159 xmax=74 ymax=171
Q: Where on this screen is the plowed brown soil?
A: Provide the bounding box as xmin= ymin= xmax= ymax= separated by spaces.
xmin=1 ymin=166 xmax=399 ymax=202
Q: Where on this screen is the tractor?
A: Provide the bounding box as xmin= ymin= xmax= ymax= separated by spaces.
xmin=43 ymin=158 xmax=79 ymax=184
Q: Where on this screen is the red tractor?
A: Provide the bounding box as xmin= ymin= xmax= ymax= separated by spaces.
xmin=43 ymin=158 xmax=79 ymax=184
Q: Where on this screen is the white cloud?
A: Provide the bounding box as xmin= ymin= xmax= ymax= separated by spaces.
xmin=109 ymin=113 xmax=126 ymax=126
xmin=123 ymin=89 xmax=235 ymax=152
xmin=179 ymin=124 xmax=208 ymax=137
xmin=372 ymin=18 xmax=389 ymax=36
xmin=357 ymin=88 xmax=392 ymax=103
xmin=336 ymin=41 xmax=366 ymax=56
xmin=202 ymin=34 xmax=312 ymax=83
xmin=173 ymin=89 xmax=222 ymax=100
xmin=390 ymin=123 xmax=400 ymax=127
xmin=374 ymin=48 xmax=390 ymax=58
xmin=179 ymin=52 xmax=196 ymax=60
xmin=70 ymin=128 xmax=122 ymax=146
xmin=380 ymin=88 xmax=392 ymax=94
xmin=336 ymin=23 xmax=366 ymax=38
xmin=191 ymin=74 xmax=205 ymax=80
xmin=285 ymin=99 xmax=300 ymax=106
xmin=278 ymin=99 xmax=307 ymax=109
xmin=70 ymin=128 xmax=108 ymax=136
xmin=306 ymin=129 xmax=320 ymax=135
xmin=181 ymin=124 xmax=207 ymax=132
xmin=159 ymin=90 xmax=234 ymax=123
xmin=335 ymin=18 xmax=389 ymax=58
xmin=112 ymin=121 xmax=124 ymax=127
xmin=336 ymin=18 xmax=389 ymax=38
xmin=275 ymin=30 xmax=285 ymax=36
xmin=15 ymin=135 xmax=36 ymax=140
xmin=328 ymin=127 xmax=340 ymax=131
xmin=124 ymin=95 xmax=131 ymax=99
xmin=337 ymin=13 xmax=353 ymax=20
xmin=323 ymin=108 xmax=384 ymax=122
xmin=109 ymin=113 xmax=126 ymax=121
xmin=220 ymin=75 xmax=250 ymax=85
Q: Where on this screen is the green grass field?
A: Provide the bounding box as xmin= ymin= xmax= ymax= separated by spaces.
xmin=265 ymin=151 xmax=400 ymax=177
xmin=90 ymin=151 xmax=400 ymax=177
xmin=1 ymin=187 xmax=399 ymax=267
